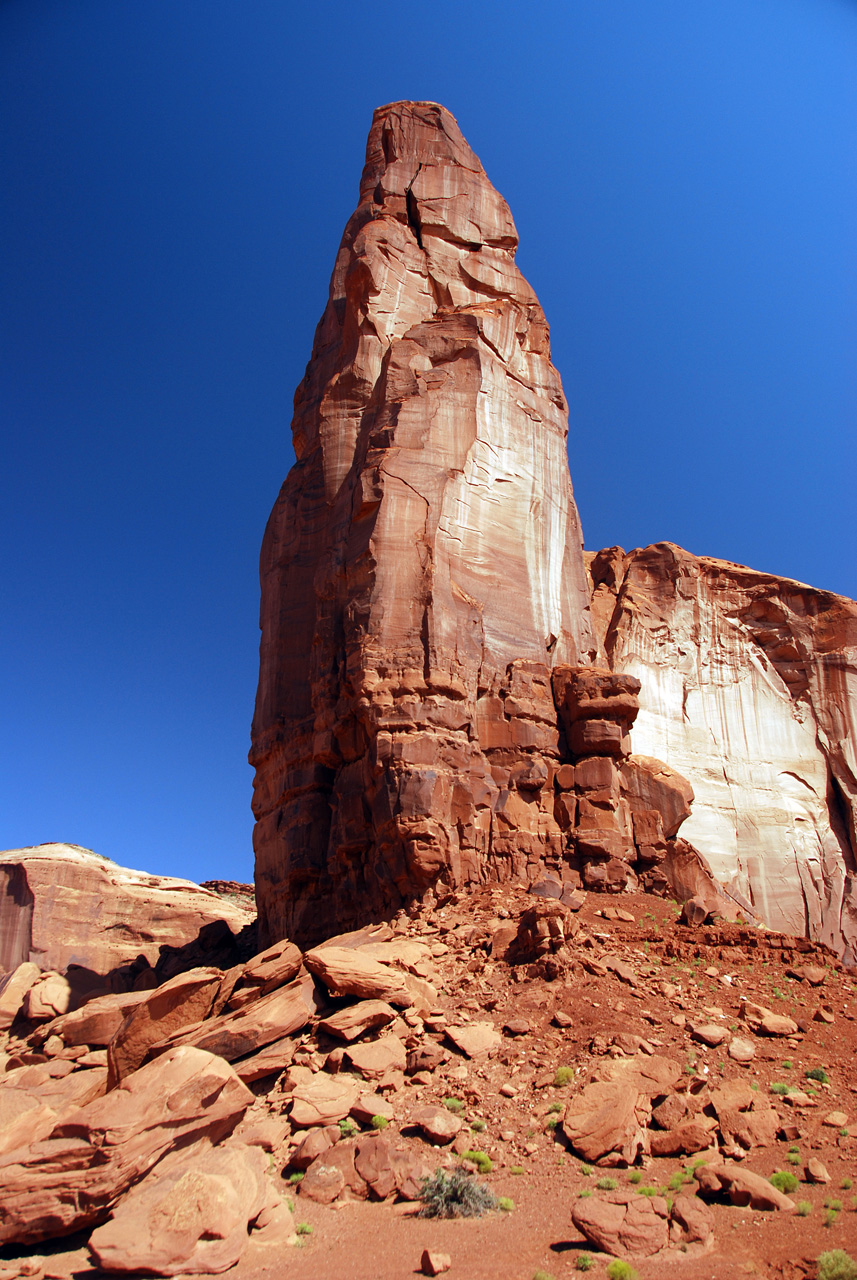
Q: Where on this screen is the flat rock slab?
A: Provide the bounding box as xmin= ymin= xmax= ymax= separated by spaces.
xmin=409 ymin=1105 xmax=462 ymax=1145
xmin=346 ymin=1036 xmax=407 ymax=1080
xmin=445 ymin=1022 xmax=501 ymax=1058
xmin=290 ymin=1074 xmax=360 ymax=1127
xmin=318 ymin=1000 xmax=397 ymax=1042
xmin=304 ymin=948 xmax=413 ymax=1008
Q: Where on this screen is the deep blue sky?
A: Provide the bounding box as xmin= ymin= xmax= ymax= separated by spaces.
xmin=2 ymin=0 xmax=855 ymax=884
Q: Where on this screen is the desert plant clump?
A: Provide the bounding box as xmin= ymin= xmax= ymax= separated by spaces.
xmin=419 ymin=1168 xmax=498 ymax=1219
xmin=606 ymin=1261 xmax=640 ymax=1280
xmin=770 ymin=1170 xmax=799 ymax=1194
xmin=533 ymin=1271 xmax=556 ymax=1280
xmin=470 ymin=1118 xmax=487 ymax=1132
xmin=597 ymin=1176 xmax=618 ymax=1190
xmin=295 ymin=1222 xmax=313 ymax=1236
xmin=817 ymin=1250 xmax=857 ymax=1280
xmin=460 ymin=1150 xmax=493 ymax=1174
xmin=628 ymin=1170 xmax=643 ymax=1184
xmin=370 ymin=1114 xmax=388 ymax=1130
xmin=770 ymin=1082 xmax=792 ymax=1096
xmin=797 ymin=1201 xmax=812 ymax=1217
xmin=577 ymin=1256 xmax=593 ymax=1272
xmin=787 ymin=1151 xmax=801 ymax=1166
xmin=339 ymin=1117 xmax=357 ymax=1138
xmin=553 ymin=1066 xmax=574 ymax=1087
xmin=444 ymin=1097 xmax=465 ymax=1113
xmin=497 ymin=1196 xmax=515 ymax=1212
xmin=806 ymin=1066 xmax=830 ymax=1084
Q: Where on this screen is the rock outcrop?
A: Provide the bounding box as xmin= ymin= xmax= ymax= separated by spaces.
xmin=250 ymin=101 xmax=601 ymax=946
xmin=589 ymin=543 xmax=857 ymax=959
xmin=0 ymin=844 xmax=254 ymax=977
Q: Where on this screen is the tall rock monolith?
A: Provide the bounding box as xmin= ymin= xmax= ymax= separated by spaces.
xmin=250 ymin=101 xmax=600 ymax=946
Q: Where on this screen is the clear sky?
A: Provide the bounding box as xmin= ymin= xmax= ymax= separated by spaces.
xmin=2 ymin=0 xmax=855 ymax=885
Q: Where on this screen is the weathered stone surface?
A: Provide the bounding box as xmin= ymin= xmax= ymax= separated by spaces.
xmin=153 ymin=975 xmax=317 ymax=1062
xmin=742 ymin=1002 xmax=799 ymax=1038
xmin=409 ymin=1104 xmax=462 ymax=1145
xmin=561 ymin=1080 xmax=650 ymax=1165
xmin=88 ymin=1142 xmax=271 ymax=1275
xmin=0 ymin=962 xmax=41 ymax=1030
xmin=589 ymin=543 xmax=857 ymax=960
xmin=0 ymin=1046 xmax=253 ymax=1246
xmin=571 ymin=1189 xmax=670 ymax=1258
xmin=670 ymin=1193 xmax=714 ymax=1247
xmin=694 ymin=1162 xmax=795 ymax=1211
xmin=289 ymin=1073 xmax=361 ymax=1127
xmin=346 ymin=1035 xmax=407 ymax=1080
xmin=250 ymin=100 xmax=597 ymax=948
xmin=445 ymin=1021 xmax=501 ymax=1058
xmin=0 ymin=844 xmax=253 ymax=975
xmin=23 ymin=973 xmax=72 ymax=1021
xmin=318 ymin=999 xmax=397 ymax=1041
xmin=304 ymin=947 xmax=414 ymax=1007
xmin=45 ymin=990 xmax=149 ymax=1048
xmin=107 ymin=967 xmax=222 ymax=1086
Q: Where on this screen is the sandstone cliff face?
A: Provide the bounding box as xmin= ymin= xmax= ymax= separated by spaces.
xmin=251 ymin=102 xmax=600 ymax=946
xmin=589 ymin=544 xmax=857 ymax=960
xmin=0 ymin=844 xmax=254 ymax=976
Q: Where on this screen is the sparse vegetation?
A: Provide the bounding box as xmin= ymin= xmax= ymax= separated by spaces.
xmin=370 ymin=1114 xmax=388 ymax=1130
xmin=817 ymin=1251 xmax=857 ymax=1280
xmin=628 ymin=1170 xmax=643 ymax=1184
xmin=806 ymin=1067 xmax=830 ymax=1084
xmin=787 ymin=1151 xmax=801 ymax=1165
xmin=444 ymin=1097 xmax=465 ymax=1113
xmin=770 ymin=1170 xmax=799 ymax=1194
xmin=596 ymin=1176 xmax=618 ymax=1190
xmin=576 ymin=1256 xmax=593 ymax=1272
xmin=470 ymin=1118 xmax=486 ymax=1132
xmin=580 ymin=1163 xmax=593 ymax=1176
xmin=460 ymin=1150 xmax=492 ymax=1174
xmin=770 ymin=1082 xmax=792 ymax=1096
xmin=842 ymin=1178 xmax=853 ymax=1190
xmin=510 ymin=1165 xmax=525 ymax=1176
xmin=547 ymin=1102 xmax=563 ymax=1113
xmin=296 ymin=1222 xmax=313 ymax=1236
xmin=339 ymin=1117 xmax=357 ymax=1137
xmin=797 ymin=1201 xmax=812 ymax=1216
xmin=606 ymin=1262 xmax=640 ymax=1280
xmin=288 ymin=1171 xmax=304 ymax=1184
xmin=498 ymin=1196 xmax=515 ymax=1212
xmin=553 ymin=1066 xmax=574 ymax=1087
xmin=419 ymin=1168 xmax=498 ymax=1218
xmin=533 ymin=1271 xmax=556 ymax=1280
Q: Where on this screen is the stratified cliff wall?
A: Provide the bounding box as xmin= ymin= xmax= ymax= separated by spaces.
xmin=589 ymin=543 xmax=857 ymax=961
xmin=250 ymin=102 xmax=599 ymax=946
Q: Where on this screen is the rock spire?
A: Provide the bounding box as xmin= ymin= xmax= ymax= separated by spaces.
xmin=250 ymin=102 xmax=600 ymax=945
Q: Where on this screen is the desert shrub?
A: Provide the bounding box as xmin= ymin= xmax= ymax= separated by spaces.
xmin=554 ymin=1066 xmax=574 ymax=1087
xmin=580 ymin=1163 xmax=593 ymax=1176
xmin=606 ymin=1262 xmax=640 ymax=1280
xmin=470 ymin=1118 xmax=486 ymax=1132
xmin=339 ymin=1118 xmax=357 ymax=1137
xmin=770 ymin=1170 xmax=799 ymax=1194
xmin=797 ymin=1201 xmax=812 ymax=1216
xmin=548 ymin=1101 xmax=563 ymax=1114
xmin=806 ymin=1067 xmax=829 ymax=1084
xmin=770 ymin=1082 xmax=792 ymax=1096
xmin=497 ymin=1196 xmax=515 ymax=1212
xmin=288 ymin=1171 xmax=304 ymax=1184
xmin=817 ymin=1252 xmax=857 ymax=1280
xmin=510 ymin=1165 xmax=525 ymax=1176
xmin=824 ymin=1208 xmax=839 ymax=1229
xmin=787 ymin=1152 xmax=801 ymax=1165
xmin=370 ymin=1114 xmax=388 ymax=1130
xmin=444 ymin=1097 xmax=464 ymax=1113
xmin=628 ymin=1170 xmax=642 ymax=1184
xmin=842 ymin=1178 xmax=853 ymax=1190
xmin=533 ymin=1272 xmax=556 ymax=1280
xmin=460 ymin=1150 xmax=492 ymax=1174
xmin=577 ymin=1256 xmax=593 ymax=1272
xmin=296 ymin=1222 xmax=313 ymax=1235
xmin=639 ymin=1186 xmax=658 ymax=1197
xmin=578 ymin=1189 xmax=593 ymax=1198
xmin=596 ymin=1176 xmax=618 ymax=1190
xmin=419 ymin=1169 xmax=498 ymax=1219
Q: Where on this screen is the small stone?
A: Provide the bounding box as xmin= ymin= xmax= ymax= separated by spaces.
xmin=822 ymin=1110 xmax=848 ymax=1128
xmin=553 ymin=1010 xmax=573 ymax=1028
xmin=503 ymin=1018 xmax=530 ymax=1036
xmin=728 ymin=1037 xmax=756 ymax=1063
xmin=805 ymin=1158 xmax=830 ymax=1183
xmin=445 ymin=1022 xmax=501 ymax=1059
xmin=499 ymin=1083 xmax=518 ymax=1098
xmin=409 ymin=1105 xmax=462 ymax=1145
xmin=813 ymin=1006 xmax=835 ymax=1024
xmin=421 ymin=1249 xmax=451 ymax=1276
xmin=691 ymin=1023 xmax=729 ymax=1047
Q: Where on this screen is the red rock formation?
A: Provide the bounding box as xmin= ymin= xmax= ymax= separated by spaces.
xmin=250 ymin=102 xmax=600 ymax=945
xmin=589 ymin=543 xmax=857 ymax=959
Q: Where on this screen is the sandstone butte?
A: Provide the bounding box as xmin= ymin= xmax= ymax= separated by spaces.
xmin=249 ymin=100 xmax=857 ymax=962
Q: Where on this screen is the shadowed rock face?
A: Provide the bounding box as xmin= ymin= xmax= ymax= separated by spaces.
xmin=589 ymin=543 xmax=857 ymax=961
xmin=250 ymin=101 xmax=598 ymax=946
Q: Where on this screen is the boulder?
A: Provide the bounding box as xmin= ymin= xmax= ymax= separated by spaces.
xmin=46 ymin=990 xmax=150 ymax=1047
xmin=289 ymin=1074 xmax=361 ymax=1127
xmin=694 ymin=1162 xmax=796 ymax=1211
xmin=107 ymin=967 xmax=223 ymax=1086
xmin=0 ymin=962 xmax=41 ymax=1030
xmin=304 ymin=947 xmax=413 ymax=1008
xmin=152 ymin=975 xmax=317 ymax=1061
xmin=649 ymin=1120 xmax=714 ymax=1157
xmin=409 ymin=1105 xmax=462 ymax=1145
xmin=571 ymin=1189 xmax=670 ymax=1258
xmin=318 ymin=1000 xmax=397 ymax=1042
xmin=445 ymin=1022 xmax=501 ymax=1059
xmin=742 ymin=1002 xmax=799 ymax=1037
xmin=669 ymin=1193 xmax=714 ymax=1247
xmin=23 ymin=973 xmax=72 ymax=1021
xmin=88 ymin=1142 xmax=272 ymax=1275
xmin=0 ymin=1046 xmax=253 ymax=1246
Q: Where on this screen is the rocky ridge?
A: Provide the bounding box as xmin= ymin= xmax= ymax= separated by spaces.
xmin=1 ymin=876 xmax=855 ymax=1279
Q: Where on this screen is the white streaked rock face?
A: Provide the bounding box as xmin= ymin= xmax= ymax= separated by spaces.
xmin=251 ymin=101 xmax=597 ymax=946
xmin=589 ymin=543 xmax=857 ymax=959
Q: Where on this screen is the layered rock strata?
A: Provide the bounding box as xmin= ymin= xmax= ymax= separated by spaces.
xmin=250 ymin=101 xmax=602 ymax=946
xmin=589 ymin=543 xmax=857 ymax=960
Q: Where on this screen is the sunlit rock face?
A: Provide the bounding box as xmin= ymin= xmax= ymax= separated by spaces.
xmin=589 ymin=543 xmax=857 ymax=960
xmin=251 ymin=102 xmax=597 ymax=946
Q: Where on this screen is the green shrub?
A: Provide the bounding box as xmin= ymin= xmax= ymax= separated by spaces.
xmin=510 ymin=1165 xmax=525 ymax=1176
xmin=606 ymin=1262 xmax=640 ymax=1280
xmin=797 ymin=1201 xmax=812 ymax=1216
xmin=444 ymin=1097 xmax=464 ymax=1113
xmin=628 ymin=1170 xmax=642 ymax=1184
xmin=770 ymin=1082 xmax=792 ymax=1096
xmin=770 ymin=1170 xmax=799 ymax=1194
xmin=787 ymin=1152 xmax=801 ymax=1165
xmin=419 ymin=1169 xmax=498 ymax=1218
xmin=639 ymin=1186 xmax=658 ymax=1197
xmin=370 ymin=1114 xmax=389 ymax=1130
xmin=296 ymin=1222 xmax=313 ymax=1236
xmin=580 ymin=1163 xmax=592 ymax=1176
xmin=546 ymin=1117 xmax=560 ymax=1130
xmin=288 ymin=1171 xmax=304 ymax=1184
xmin=533 ymin=1272 xmax=556 ymax=1280
xmin=824 ymin=1208 xmax=839 ymax=1228
xmin=470 ymin=1118 xmax=486 ymax=1132
xmin=596 ymin=1176 xmax=618 ymax=1190
xmin=806 ymin=1067 xmax=829 ymax=1084
xmin=577 ymin=1256 xmax=593 ymax=1272
xmin=817 ymin=1251 xmax=857 ymax=1280
xmin=460 ymin=1150 xmax=492 ymax=1174
xmin=842 ymin=1178 xmax=853 ymax=1190
xmin=782 ymin=1060 xmax=793 ymax=1070
xmin=498 ymin=1196 xmax=515 ymax=1212
xmin=554 ymin=1066 xmax=574 ymax=1087
xmin=339 ymin=1118 xmax=357 ymax=1137
xmin=578 ymin=1189 xmax=593 ymax=1198
xmin=548 ymin=1101 xmax=563 ymax=1113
